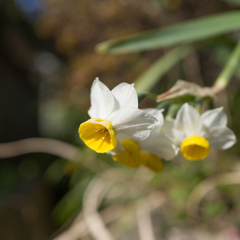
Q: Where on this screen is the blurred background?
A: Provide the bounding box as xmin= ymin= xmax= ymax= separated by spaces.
xmin=1 ymin=0 xmax=240 ymax=239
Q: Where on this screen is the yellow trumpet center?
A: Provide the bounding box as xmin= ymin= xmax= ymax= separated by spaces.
xmin=112 ymin=140 xmax=163 ymax=172
xmin=140 ymin=152 xmax=163 ymax=173
xmin=180 ymin=136 xmax=210 ymax=161
xmin=79 ymin=118 xmax=117 ymax=153
xmin=112 ymin=140 xmax=141 ymax=168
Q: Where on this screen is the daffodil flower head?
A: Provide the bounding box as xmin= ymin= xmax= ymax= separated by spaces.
xmin=79 ymin=118 xmax=117 ymax=153
xmin=167 ymin=103 xmax=237 ymax=161
xmin=109 ymin=109 xmax=178 ymax=172
xmin=79 ymin=78 xmax=158 ymax=153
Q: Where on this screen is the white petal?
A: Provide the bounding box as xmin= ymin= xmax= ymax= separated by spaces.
xmin=205 ymin=127 xmax=237 ymax=150
xmin=201 ymin=107 xmax=227 ymax=128
xmin=139 ymin=133 xmax=178 ymax=160
xmin=142 ymin=108 xmax=164 ymax=132
xmin=174 ymin=103 xmax=202 ymax=138
xmin=162 ymin=118 xmax=183 ymax=146
xmin=88 ymin=78 xmax=116 ymax=119
xmin=172 ymin=128 xmax=185 ymax=146
xmin=111 ymin=82 xmax=138 ymax=109
xmin=162 ymin=118 xmax=174 ymax=137
xmin=115 ymin=132 xmax=132 ymax=141
xmin=111 ymin=107 xmax=157 ymax=140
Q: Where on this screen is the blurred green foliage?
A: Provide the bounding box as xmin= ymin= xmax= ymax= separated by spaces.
xmin=1 ymin=0 xmax=240 ymax=239
xmin=96 ymin=11 xmax=240 ymax=54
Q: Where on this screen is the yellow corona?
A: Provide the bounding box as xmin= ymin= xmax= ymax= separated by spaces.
xmin=112 ymin=139 xmax=164 ymax=172
xmin=79 ymin=118 xmax=117 ymax=153
xmin=180 ymin=136 xmax=210 ymax=161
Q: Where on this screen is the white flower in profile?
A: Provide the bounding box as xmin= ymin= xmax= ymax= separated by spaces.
xmin=108 ymin=109 xmax=178 ymax=173
xmin=78 ymin=78 xmax=157 ymax=153
xmin=163 ymin=103 xmax=237 ymax=161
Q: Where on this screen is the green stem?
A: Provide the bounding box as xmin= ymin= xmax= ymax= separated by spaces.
xmin=213 ymin=40 xmax=240 ymax=93
xmin=194 ymin=97 xmax=203 ymax=113
xmin=147 ymin=92 xmax=158 ymax=100
xmin=166 ymin=104 xmax=182 ymax=119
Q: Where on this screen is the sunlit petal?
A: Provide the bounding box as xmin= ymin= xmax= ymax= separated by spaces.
xmin=139 ymin=133 xmax=178 ymax=160
xmin=201 ymin=107 xmax=227 ymax=128
xmin=162 ymin=118 xmax=174 ymax=137
xmin=174 ymin=103 xmax=202 ymax=138
xmin=88 ymin=78 xmax=116 ymax=119
xmin=205 ymin=127 xmax=237 ymax=150
xmin=142 ymin=108 xmax=164 ymax=132
xmin=110 ymin=107 xmax=157 ymax=140
xmin=111 ymin=82 xmax=138 ymax=109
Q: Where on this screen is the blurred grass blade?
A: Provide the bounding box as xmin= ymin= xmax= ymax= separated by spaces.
xmin=211 ymin=45 xmax=240 ymax=79
xmin=156 ymin=101 xmax=170 ymax=110
xmin=222 ymin=0 xmax=240 ymax=6
xmin=52 ymin=175 xmax=93 ymax=225
xmin=213 ymin=40 xmax=240 ymax=93
xmin=96 ymin=11 xmax=240 ymax=54
xmin=134 ymin=47 xmax=193 ymax=93
xmin=137 ymin=92 xmax=149 ymax=105
xmin=166 ymin=104 xmax=182 ymax=118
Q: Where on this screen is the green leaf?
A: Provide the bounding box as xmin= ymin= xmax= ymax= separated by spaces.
xmin=44 ymin=159 xmax=65 ymax=184
xmin=213 ymin=40 xmax=240 ymax=92
xmin=156 ymin=101 xmax=170 ymax=110
xmin=166 ymin=104 xmax=183 ymax=118
xmin=52 ymin=175 xmax=94 ymax=225
xmin=137 ymin=92 xmax=149 ymax=105
xmin=211 ymin=44 xmax=240 ymax=79
xmin=134 ymin=47 xmax=193 ymax=93
xmin=96 ymin=11 xmax=240 ymax=54
xmin=222 ymin=0 xmax=240 ymax=6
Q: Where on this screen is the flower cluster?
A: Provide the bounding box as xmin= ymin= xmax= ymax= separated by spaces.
xmin=79 ymin=79 xmax=237 ymax=173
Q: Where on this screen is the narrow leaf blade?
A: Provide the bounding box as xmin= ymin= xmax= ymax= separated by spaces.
xmin=134 ymin=47 xmax=193 ymax=93
xmin=96 ymin=11 xmax=240 ymax=54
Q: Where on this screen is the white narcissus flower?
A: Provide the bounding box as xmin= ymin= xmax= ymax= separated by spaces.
xmin=78 ymin=78 xmax=157 ymax=153
xmin=108 ymin=109 xmax=178 ymax=173
xmin=163 ymin=103 xmax=237 ymax=161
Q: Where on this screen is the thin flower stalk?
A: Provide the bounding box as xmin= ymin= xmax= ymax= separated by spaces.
xmin=213 ymin=40 xmax=240 ymax=93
